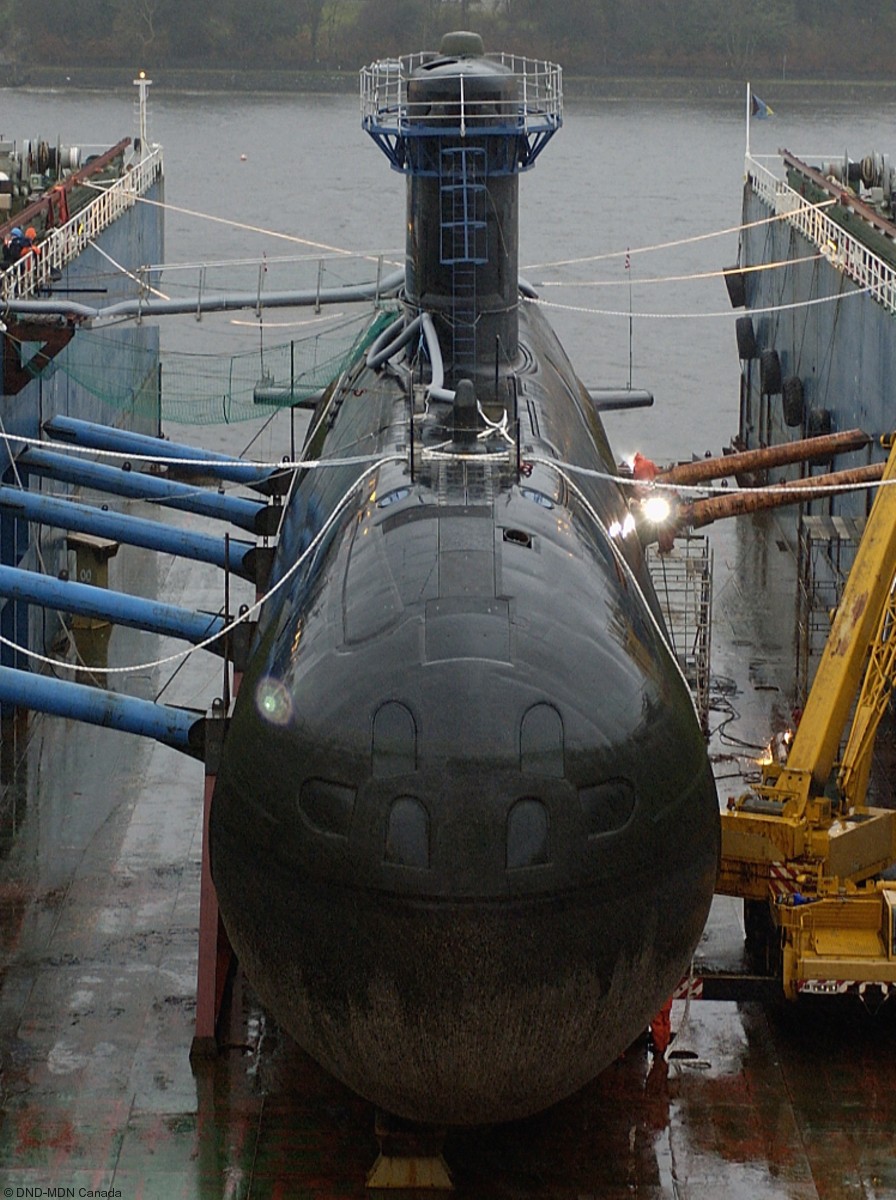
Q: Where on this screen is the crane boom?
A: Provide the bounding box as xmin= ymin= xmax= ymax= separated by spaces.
xmin=837 ymin=572 xmax=896 ymax=809
xmin=772 ymin=437 xmax=896 ymax=806
xmin=717 ymin=437 xmax=896 ymax=1003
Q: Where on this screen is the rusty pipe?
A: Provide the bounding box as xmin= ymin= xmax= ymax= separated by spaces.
xmin=658 ymin=428 xmax=870 ymax=486
xmin=680 ymin=462 xmax=885 ymax=529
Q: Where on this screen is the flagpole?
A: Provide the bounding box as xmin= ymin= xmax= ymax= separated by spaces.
xmin=625 ymin=247 xmax=632 ymax=389
xmin=746 ymin=81 xmax=751 ymax=161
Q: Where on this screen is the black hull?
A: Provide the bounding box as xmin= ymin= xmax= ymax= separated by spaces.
xmin=209 ymin=298 xmax=719 ymax=1124
xmin=213 ymin=766 xmax=716 ymax=1124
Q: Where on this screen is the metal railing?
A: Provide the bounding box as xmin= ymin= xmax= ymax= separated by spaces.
xmin=1 ymin=145 xmax=164 ymax=305
xmin=747 ymin=153 xmax=896 ymax=316
xmin=360 ymin=52 xmax=563 ymax=137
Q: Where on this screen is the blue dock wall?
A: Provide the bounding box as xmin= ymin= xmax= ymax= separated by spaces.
xmin=1 ymin=175 xmax=165 ymax=666
xmin=739 ymin=182 xmax=896 ymax=528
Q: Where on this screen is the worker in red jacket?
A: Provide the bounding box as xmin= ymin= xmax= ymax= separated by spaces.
xmin=649 ymin=996 xmax=674 ymax=1056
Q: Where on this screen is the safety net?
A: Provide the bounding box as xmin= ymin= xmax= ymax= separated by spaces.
xmin=28 ymin=308 xmax=398 ymax=425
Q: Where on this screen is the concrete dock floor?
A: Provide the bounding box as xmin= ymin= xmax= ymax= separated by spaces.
xmin=1 ymin=490 xmax=896 ymax=1198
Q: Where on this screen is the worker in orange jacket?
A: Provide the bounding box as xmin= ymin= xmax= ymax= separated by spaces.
xmin=20 ymin=227 xmax=40 ymax=261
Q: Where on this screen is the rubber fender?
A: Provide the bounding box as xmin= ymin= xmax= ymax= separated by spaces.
xmin=760 ymin=348 xmax=783 ymax=395
xmin=808 ymin=408 xmax=834 ymax=466
xmin=724 ymin=266 xmax=746 ymax=308
xmin=735 ymin=315 xmax=757 ymax=360
xmin=807 ymin=407 xmax=832 ymax=438
xmin=782 ymin=376 xmax=805 ymax=427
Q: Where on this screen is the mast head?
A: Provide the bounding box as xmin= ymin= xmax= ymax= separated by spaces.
xmin=360 ymin=36 xmax=562 ymax=387
xmin=438 ymin=31 xmax=485 ymax=57
xmin=360 ymin=36 xmax=562 ymax=175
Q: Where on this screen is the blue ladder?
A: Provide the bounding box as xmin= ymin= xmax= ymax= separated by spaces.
xmin=440 ymin=146 xmax=488 ymax=374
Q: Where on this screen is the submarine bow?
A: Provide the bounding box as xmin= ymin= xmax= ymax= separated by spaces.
xmin=209 ymin=33 xmax=720 ymax=1126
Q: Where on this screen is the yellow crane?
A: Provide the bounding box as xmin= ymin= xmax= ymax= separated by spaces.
xmin=717 ymin=437 xmax=896 ymax=1003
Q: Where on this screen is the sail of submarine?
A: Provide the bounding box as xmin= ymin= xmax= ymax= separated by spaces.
xmin=209 ymin=32 xmax=720 ymax=1126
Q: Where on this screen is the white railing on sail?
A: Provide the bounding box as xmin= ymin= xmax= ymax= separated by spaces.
xmin=746 ymin=153 xmax=896 ymax=316
xmin=0 ymin=145 xmax=164 ymax=305
xmin=360 ymin=52 xmax=562 ymax=134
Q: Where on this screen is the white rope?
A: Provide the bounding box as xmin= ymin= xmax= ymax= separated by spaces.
xmin=524 ymin=280 xmax=878 ymax=321
xmin=422 ymin=447 xmax=514 ymax=463
xmin=665 ymin=961 xmax=711 ymax=1071
xmin=539 ymin=458 xmax=695 ymax=707
xmin=476 ymin=401 xmax=514 ymax=445
xmin=120 ymin=187 xmax=403 ymax=268
xmin=3 ymin=427 xmax=888 ymax=516
xmin=527 ymin=454 xmax=896 ymax=500
xmin=3 ymin=440 xmax=892 ymax=677
xmin=521 ymin=200 xmax=837 ymax=271
xmin=0 ymin=427 xmax=391 ymax=473
xmin=87 ymin=237 xmax=170 ymax=300
xmin=533 ymin=252 xmax=825 ymax=290
xmin=0 ymin=454 xmax=403 ymax=678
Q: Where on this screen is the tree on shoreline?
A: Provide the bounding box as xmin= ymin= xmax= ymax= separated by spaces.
xmin=8 ymin=0 xmax=896 ymax=77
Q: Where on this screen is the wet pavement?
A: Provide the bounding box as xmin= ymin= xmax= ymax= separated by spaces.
xmin=2 ymin=484 xmax=896 ymax=1197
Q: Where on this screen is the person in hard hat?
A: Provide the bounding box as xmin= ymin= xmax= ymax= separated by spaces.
xmin=632 ymin=451 xmax=659 ymax=482
xmin=20 ymin=226 xmax=40 ymax=259
xmin=2 ymin=226 xmax=26 ymax=265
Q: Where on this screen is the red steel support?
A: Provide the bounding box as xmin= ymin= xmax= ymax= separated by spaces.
xmin=2 ymin=319 xmax=77 ymax=396
xmin=191 ymin=709 xmax=234 ymax=1058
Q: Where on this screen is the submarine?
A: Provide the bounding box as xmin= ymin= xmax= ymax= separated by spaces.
xmin=207 ymin=33 xmax=720 ymax=1126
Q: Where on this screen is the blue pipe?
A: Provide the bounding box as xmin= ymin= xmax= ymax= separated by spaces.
xmin=43 ymin=417 xmax=277 ymax=489
xmin=20 ymin=448 xmax=270 ymax=534
xmin=0 ymin=564 xmax=228 ymax=649
xmin=0 ymin=665 xmax=204 ymax=757
xmin=0 ymin=486 xmax=257 ymax=579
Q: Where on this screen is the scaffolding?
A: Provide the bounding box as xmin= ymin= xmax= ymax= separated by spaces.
xmin=647 ymin=534 xmax=713 ymax=734
xmin=796 ymin=514 xmax=866 ymax=704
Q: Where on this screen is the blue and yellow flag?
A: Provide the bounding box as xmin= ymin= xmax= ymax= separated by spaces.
xmin=751 ymin=93 xmax=774 ymax=119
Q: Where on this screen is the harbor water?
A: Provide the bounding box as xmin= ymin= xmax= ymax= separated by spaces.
xmin=2 ymin=85 xmax=895 ymax=455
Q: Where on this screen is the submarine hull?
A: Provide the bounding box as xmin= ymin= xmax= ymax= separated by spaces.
xmin=209 ymin=296 xmax=719 ymax=1125
xmin=213 ymin=769 xmax=715 ymax=1125
xmin=213 ymin=821 xmax=713 ymax=1123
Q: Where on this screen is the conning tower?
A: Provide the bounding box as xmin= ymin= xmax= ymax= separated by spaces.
xmin=362 ymin=31 xmax=562 ymax=390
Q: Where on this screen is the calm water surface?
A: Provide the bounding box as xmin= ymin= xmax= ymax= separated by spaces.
xmin=4 ymin=84 xmax=896 ymax=464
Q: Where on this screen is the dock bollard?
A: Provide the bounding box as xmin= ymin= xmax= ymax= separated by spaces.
xmin=66 ymin=533 xmax=119 ymax=627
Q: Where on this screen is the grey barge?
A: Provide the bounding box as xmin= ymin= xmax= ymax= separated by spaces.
xmin=730 ymin=144 xmax=896 ymax=690
xmin=1 ymin=79 xmax=164 ymax=663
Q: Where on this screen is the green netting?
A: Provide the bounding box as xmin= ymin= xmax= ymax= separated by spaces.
xmin=31 ymin=307 xmax=398 ymax=425
xmin=161 ymin=309 xmax=397 ymax=424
